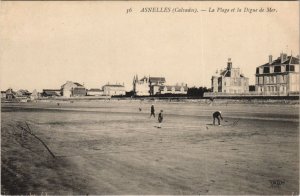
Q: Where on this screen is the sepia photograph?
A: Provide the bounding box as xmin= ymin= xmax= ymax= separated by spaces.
xmin=0 ymin=1 xmax=299 ymax=195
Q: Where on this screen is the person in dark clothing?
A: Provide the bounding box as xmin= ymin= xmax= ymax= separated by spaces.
xmin=213 ymin=111 xmax=223 ymax=126
xmin=150 ymin=104 xmax=155 ymax=118
xmin=158 ymin=110 xmax=163 ymax=128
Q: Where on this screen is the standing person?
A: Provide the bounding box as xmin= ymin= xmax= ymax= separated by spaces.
xmin=150 ymin=104 xmax=155 ymax=118
xmin=213 ymin=111 xmax=223 ymax=126
xmin=158 ymin=110 xmax=163 ymax=128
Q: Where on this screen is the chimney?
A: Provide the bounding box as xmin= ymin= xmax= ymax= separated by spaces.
xmin=269 ymin=55 xmax=272 ymax=64
xmin=281 ymin=53 xmax=287 ymax=63
xmin=227 ymin=58 xmax=232 ymax=70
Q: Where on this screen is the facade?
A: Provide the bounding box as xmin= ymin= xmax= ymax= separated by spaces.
xmin=61 ymin=81 xmax=86 ymax=97
xmin=255 ymin=53 xmax=299 ymax=95
xmin=160 ymin=84 xmax=188 ymax=94
xmin=16 ymin=89 xmax=31 ymax=97
xmin=5 ymin=88 xmax=16 ymax=101
xmin=133 ymin=76 xmax=151 ymax=96
xmin=133 ymin=75 xmax=166 ymax=96
xmin=87 ymin=88 xmax=104 ymax=96
xmin=102 ymin=84 xmax=126 ymax=96
xmin=1 ymin=91 xmax=6 ymax=99
xmin=30 ymin=89 xmax=39 ymax=100
xmin=211 ymin=59 xmax=249 ymax=94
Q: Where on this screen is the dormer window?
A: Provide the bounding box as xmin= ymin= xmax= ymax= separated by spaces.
xmin=286 ymin=65 xmax=295 ymax=72
xmin=263 ymin=67 xmax=270 ymax=74
xmin=274 ymin=66 xmax=281 ymax=73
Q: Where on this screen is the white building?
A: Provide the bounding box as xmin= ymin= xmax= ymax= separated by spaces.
xmin=133 ymin=75 xmax=166 ymax=96
xmin=102 ymin=84 xmax=126 ymax=96
xmin=87 ymin=88 xmax=104 ymax=96
xmin=160 ymin=84 xmax=188 ymax=94
xmin=61 ymin=81 xmax=86 ymax=97
xmin=255 ymin=53 xmax=299 ymax=95
xmin=211 ymin=58 xmax=249 ymax=94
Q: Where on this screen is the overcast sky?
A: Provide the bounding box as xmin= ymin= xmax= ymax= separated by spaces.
xmin=0 ymin=1 xmax=299 ymax=91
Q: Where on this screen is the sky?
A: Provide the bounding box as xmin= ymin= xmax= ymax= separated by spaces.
xmin=0 ymin=1 xmax=299 ymax=92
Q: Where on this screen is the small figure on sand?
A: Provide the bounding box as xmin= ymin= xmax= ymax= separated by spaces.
xmin=150 ymin=104 xmax=155 ymax=118
xmin=213 ymin=111 xmax=223 ymax=126
xmin=139 ymin=107 xmax=142 ymax=112
xmin=157 ymin=110 xmax=163 ymax=128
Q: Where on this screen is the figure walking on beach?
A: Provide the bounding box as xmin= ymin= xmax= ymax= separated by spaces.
xmin=213 ymin=111 xmax=223 ymax=126
xmin=158 ymin=110 xmax=163 ymax=128
xmin=150 ymin=104 xmax=155 ymax=118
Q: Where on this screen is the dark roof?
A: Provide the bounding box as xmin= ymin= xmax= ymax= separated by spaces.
xmin=6 ymin=89 xmax=16 ymax=95
xmin=220 ymin=69 xmax=231 ymax=77
xmin=74 ymin=82 xmax=84 ymax=87
xmin=42 ymin=91 xmax=60 ymax=96
xmin=139 ymin=77 xmax=148 ymax=81
xmin=290 ymin=56 xmax=299 ymax=64
xmin=1 ymin=91 xmax=6 ymax=93
xmin=61 ymin=81 xmax=84 ymax=88
xmin=149 ymin=77 xmax=166 ymax=83
xmin=260 ymin=55 xmax=299 ymax=67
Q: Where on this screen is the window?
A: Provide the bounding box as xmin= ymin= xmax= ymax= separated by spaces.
xmin=264 ymin=76 xmax=269 ymax=84
xmin=286 ymin=65 xmax=295 ymax=72
xmin=256 ymin=68 xmax=259 ymax=74
xmin=274 ymin=66 xmax=281 ymax=73
xmin=263 ymin=67 xmax=270 ymax=73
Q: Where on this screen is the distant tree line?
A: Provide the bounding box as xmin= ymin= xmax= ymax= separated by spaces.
xmin=119 ymin=87 xmax=210 ymax=98
xmin=187 ymin=87 xmax=210 ymax=98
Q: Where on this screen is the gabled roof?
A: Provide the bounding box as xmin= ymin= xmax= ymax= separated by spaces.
xmin=149 ymin=77 xmax=166 ymax=83
xmin=140 ymin=77 xmax=148 ymax=81
xmin=220 ymin=69 xmax=231 ymax=77
xmin=6 ymin=88 xmax=16 ymax=95
xmin=74 ymin=82 xmax=84 ymax=87
xmin=290 ymin=56 xmax=299 ymax=64
xmin=61 ymin=81 xmax=84 ymax=88
xmin=42 ymin=91 xmax=60 ymax=96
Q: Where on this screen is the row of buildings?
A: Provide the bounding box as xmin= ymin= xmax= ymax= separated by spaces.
xmin=132 ymin=75 xmax=188 ymax=96
xmin=42 ymin=81 xmax=126 ymax=98
xmin=1 ymin=76 xmax=188 ymax=101
xmin=209 ymin=53 xmax=299 ymax=96
xmin=1 ymin=52 xmax=299 ymax=101
xmin=1 ymin=82 xmax=127 ymax=101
